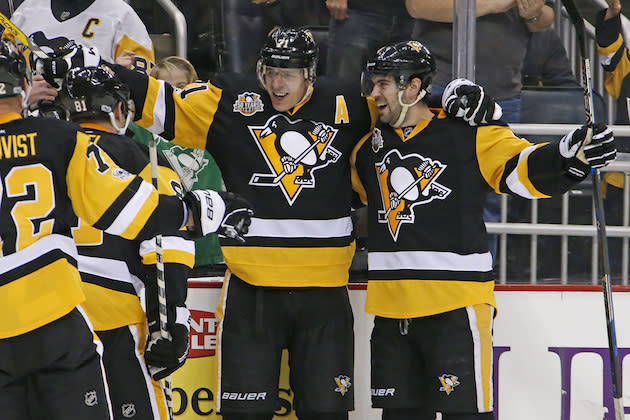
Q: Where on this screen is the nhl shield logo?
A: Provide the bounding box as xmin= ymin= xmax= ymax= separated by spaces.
xmin=248 ymin=114 xmax=341 ymax=205
xmin=122 ymin=403 xmax=136 ymax=418
xmin=376 ymin=149 xmax=451 ymax=241
xmin=84 ymin=390 xmax=98 ymax=407
xmin=233 ymin=92 xmax=264 ymax=116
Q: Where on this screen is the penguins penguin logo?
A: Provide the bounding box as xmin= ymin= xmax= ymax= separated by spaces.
xmin=249 ymin=114 xmax=341 ymax=205
xmin=376 ymin=149 xmax=451 ymax=240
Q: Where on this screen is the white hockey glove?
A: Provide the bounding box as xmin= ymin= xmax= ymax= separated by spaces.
xmin=184 ymin=189 xmax=253 ymax=241
xmin=442 ymin=78 xmax=503 ymax=125
xmin=146 ymin=307 xmax=190 ymax=381
xmin=559 ymin=124 xmax=617 ymax=180
xmin=31 ymin=35 xmax=101 ymax=89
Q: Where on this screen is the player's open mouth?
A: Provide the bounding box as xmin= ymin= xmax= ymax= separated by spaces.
xmin=272 ymin=92 xmax=288 ymax=98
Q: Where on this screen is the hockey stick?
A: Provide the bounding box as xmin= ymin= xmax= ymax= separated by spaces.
xmin=561 ymin=1 xmax=623 ymax=418
xmin=0 ymin=11 xmax=49 ymax=59
xmin=249 ymin=136 xmax=322 ymax=185
xmin=148 ymin=138 xmax=173 ymax=420
xmin=7 ymin=0 xmax=14 ymax=17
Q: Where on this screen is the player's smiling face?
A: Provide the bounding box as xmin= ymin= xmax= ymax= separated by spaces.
xmin=262 ymin=67 xmax=309 ymax=112
xmin=369 ymin=75 xmax=401 ymax=125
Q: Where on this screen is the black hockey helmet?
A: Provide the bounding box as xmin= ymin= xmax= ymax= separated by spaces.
xmin=257 ymin=26 xmax=318 ymax=85
xmin=361 ymin=40 xmax=436 ymax=97
xmin=62 ymin=64 xmax=134 ymax=132
xmin=0 ymin=38 xmax=28 ymax=99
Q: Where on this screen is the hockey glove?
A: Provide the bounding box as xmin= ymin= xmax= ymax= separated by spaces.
xmin=145 ymin=307 xmax=190 ymax=381
xmin=184 ymin=189 xmax=253 ymax=241
xmin=31 ymin=33 xmax=101 ymax=89
xmin=559 ymin=124 xmax=616 ymax=180
xmin=442 ymin=78 xmax=503 ymax=125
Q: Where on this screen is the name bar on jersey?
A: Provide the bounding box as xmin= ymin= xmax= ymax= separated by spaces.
xmin=368 ymin=250 xmax=493 ymax=272
xmin=246 ymin=216 xmax=353 ymax=239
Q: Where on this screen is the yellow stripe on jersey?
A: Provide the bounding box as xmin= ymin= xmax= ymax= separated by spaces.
xmin=350 ymin=96 xmax=379 ymax=205
xmin=0 ymin=258 xmax=85 ymax=338
xmin=598 ymin=35 xmax=629 ymax=100
xmin=476 ymin=125 xmax=548 ymax=197
xmin=141 ymin=248 xmax=195 ymax=267
xmin=81 ymin=283 xmax=146 ymax=331
xmin=139 ymin=78 xmax=222 ymax=150
xmin=221 ymin=243 xmax=356 ymax=287
xmin=67 ymin=131 xmax=159 ymax=240
xmin=138 ymin=163 xmax=180 ymax=196
xmin=114 ymin=34 xmax=155 ymax=72
xmin=365 ymin=279 xmax=496 ymax=318
xmin=471 ymin=304 xmax=494 ymax=412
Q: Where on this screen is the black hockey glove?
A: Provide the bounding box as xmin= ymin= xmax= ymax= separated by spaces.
xmin=442 ymin=78 xmax=503 ymax=125
xmin=30 ymin=32 xmax=101 ymax=89
xmin=184 ymin=189 xmax=253 ymax=241
xmin=559 ymin=124 xmax=617 ymax=180
xmin=145 ymin=308 xmax=190 ymax=381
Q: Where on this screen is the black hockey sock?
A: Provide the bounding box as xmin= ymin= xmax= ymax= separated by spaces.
xmin=382 ymin=408 xmax=435 ymax=420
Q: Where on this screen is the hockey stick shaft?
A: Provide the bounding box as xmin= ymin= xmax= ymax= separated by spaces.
xmin=7 ymin=0 xmax=14 ymax=16
xmin=561 ymin=1 xmax=623 ymax=417
xmin=148 ymin=138 xmax=173 ymax=420
xmin=0 ymin=11 xmax=49 ymax=58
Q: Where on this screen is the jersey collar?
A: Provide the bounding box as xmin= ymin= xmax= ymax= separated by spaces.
xmin=79 ymin=122 xmax=112 ymax=133
xmin=286 ymin=85 xmax=314 ymax=116
xmin=394 ymin=109 xmax=443 ymax=141
xmin=0 ymin=112 xmax=22 ymax=125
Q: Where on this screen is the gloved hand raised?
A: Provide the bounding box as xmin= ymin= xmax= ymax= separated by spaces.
xmin=184 ymin=189 xmax=253 ymax=241
xmin=442 ymin=78 xmax=503 ymax=126
xmin=29 ymin=31 xmax=101 ymax=89
xmin=145 ymin=307 xmax=190 ymax=381
xmin=559 ymin=124 xmax=617 ymax=180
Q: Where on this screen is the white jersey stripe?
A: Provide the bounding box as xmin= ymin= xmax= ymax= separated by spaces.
xmin=77 ymin=255 xmax=144 ymax=295
xmin=147 ymin=81 xmax=167 ymax=135
xmin=139 ymin=236 xmax=195 ymax=256
xmin=0 ymin=234 xmax=77 ymax=276
xmin=505 ymin=145 xmax=539 ymax=199
xmin=246 ymin=216 xmax=353 ymax=238
xmin=368 ymin=250 xmax=493 ymax=272
xmin=466 ymin=306 xmax=485 ymax=412
xmin=105 ymin=180 xmax=155 ymax=236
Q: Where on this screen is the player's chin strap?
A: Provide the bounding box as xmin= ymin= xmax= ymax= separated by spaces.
xmin=108 ymin=102 xmax=135 ymax=135
xmin=390 ymin=89 xmax=427 ymax=128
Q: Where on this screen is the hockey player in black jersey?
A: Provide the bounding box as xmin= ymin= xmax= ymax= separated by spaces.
xmin=353 ymin=41 xmax=617 ymax=420
xmin=58 ymin=64 xmax=194 ymax=420
xmin=32 ymin=25 xmax=509 ymax=420
xmin=0 ymin=39 xmax=252 ymax=419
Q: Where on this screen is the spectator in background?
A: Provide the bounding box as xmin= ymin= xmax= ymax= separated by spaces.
xmin=115 ymin=53 xmax=227 ymax=272
xmin=151 ymin=56 xmax=199 ymax=89
xmin=326 ymin=0 xmax=416 ymax=80
xmin=406 ymin=0 xmax=555 ymax=264
xmin=522 ymin=28 xmax=580 ymax=87
xmin=14 ymin=0 xmax=155 ymax=117
xmin=12 ymin=0 xmax=154 ymax=71
xmin=148 ymin=56 xmax=226 ymax=272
